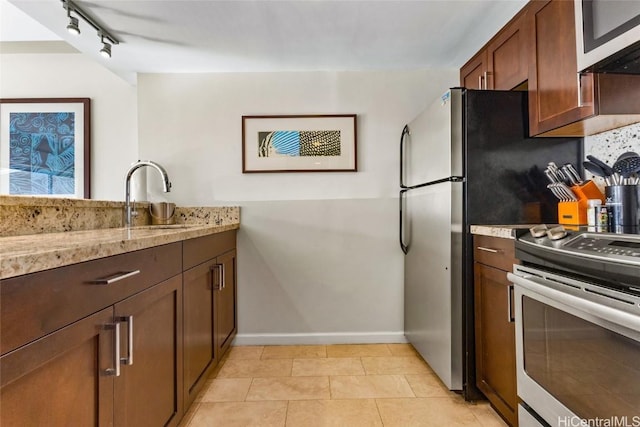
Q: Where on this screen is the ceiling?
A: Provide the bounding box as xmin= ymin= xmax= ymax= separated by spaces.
xmin=3 ymin=0 xmax=527 ymax=84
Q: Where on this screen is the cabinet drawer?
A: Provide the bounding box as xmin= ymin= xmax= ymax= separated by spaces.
xmin=473 ymin=235 xmax=516 ymax=271
xmin=183 ymin=230 xmax=236 ymax=270
xmin=1 ymin=242 xmax=182 ymax=355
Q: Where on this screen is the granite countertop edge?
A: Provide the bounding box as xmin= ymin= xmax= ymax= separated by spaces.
xmin=470 ymin=224 xmax=535 ymax=240
xmin=0 ymin=223 xmax=240 ymax=280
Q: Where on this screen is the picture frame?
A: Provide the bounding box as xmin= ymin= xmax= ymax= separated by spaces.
xmin=0 ymin=98 xmax=91 ymax=198
xmin=242 ymin=114 xmax=357 ymax=173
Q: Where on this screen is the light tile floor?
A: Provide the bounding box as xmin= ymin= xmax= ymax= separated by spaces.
xmin=179 ymin=344 xmax=508 ymax=427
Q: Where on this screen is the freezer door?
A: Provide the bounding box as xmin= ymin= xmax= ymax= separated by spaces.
xmin=402 ymin=89 xmax=462 ymax=187
xmin=403 ymin=181 xmax=463 ymax=390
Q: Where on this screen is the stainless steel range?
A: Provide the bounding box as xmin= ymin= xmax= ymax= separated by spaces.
xmin=508 ymin=226 xmax=640 ymax=427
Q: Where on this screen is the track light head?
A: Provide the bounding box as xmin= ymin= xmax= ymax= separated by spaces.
xmin=99 ymin=40 xmax=112 ymax=58
xmin=66 ymin=15 xmax=80 ymax=35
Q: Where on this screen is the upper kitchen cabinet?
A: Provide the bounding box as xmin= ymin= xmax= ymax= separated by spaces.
xmin=526 ymin=0 xmax=640 ymax=137
xmin=461 ymin=51 xmax=488 ymax=90
xmin=460 ymin=10 xmax=528 ymax=91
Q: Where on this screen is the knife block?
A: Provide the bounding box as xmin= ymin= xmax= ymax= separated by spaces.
xmin=558 ymin=181 xmax=605 ymax=226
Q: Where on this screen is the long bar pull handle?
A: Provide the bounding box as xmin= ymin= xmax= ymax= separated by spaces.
xmin=211 ymin=264 xmax=224 ymax=290
xmin=118 ymin=316 xmax=134 ymax=365
xmin=483 ymin=71 xmax=489 ymax=89
xmin=221 ymin=263 xmax=226 ymax=290
xmin=399 ymin=125 xmax=410 ymax=189
xmin=399 ymin=190 xmax=409 ymax=254
xmin=476 ymin=246 xmax=502 ymax=254
xmin=507 ymin=284 xmax=515 ymax=323
xmin=105 ymin=321 xmax=121 ymax=376
xmin=478 ymin=74 xmax=483 ymax=90
xmin=577 ymin=73 xmax=582 ymax=107
xmin=91 ymin=270 xmax=140 ymax=285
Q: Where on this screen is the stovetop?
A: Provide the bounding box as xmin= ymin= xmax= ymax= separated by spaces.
xmin=515 ymin=225 xmax=640 ymax=292
xmin=517 ymin=225 xmax=640 ymax=267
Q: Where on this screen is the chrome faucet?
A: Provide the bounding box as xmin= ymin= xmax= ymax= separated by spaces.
xmin=124 ymin=160 xmax=172 ymax=227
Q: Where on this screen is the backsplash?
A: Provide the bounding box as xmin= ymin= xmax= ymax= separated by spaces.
xmin=583 ymin=122 xmax=640 ymax=187
xmin=0 ymin=195 xmax=240 ymax=237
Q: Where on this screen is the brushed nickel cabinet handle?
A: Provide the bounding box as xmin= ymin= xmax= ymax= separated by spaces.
xmin=478 ymin=74 xmax=483 ymax=90
xmin=118 ymin=316 xmax=134 ymax=366
xmin=577 ymin=73 xmax=583 ymax=107
xmin=91 ymin=270 xmax=140 ymax=285
xmin=476 ymin=246 xmax=502 ymax=254
xmin=211 ymin=264 xmax=224 ymax=290
xmin=105 ymin=321 xmax=121 ymax=377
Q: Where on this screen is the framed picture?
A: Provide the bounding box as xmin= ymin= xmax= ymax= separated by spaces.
xmin=0 ymin=98 xmax=90 ymax=198
xmin=242 ymin=114 xmax=357 ymax=173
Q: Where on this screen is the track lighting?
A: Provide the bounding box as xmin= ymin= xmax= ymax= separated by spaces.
xmin=61 ymin=0 xmax=119 ymax=58
xmin=99 ymin=36 xmax=112 ymax=58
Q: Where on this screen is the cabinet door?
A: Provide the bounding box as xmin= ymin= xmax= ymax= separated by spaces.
xmin=0 ymin=308 xmax=115 ymax=427
xmin=216 ymin=249 xmax=237 ymax=357
xmin=474 ymin=263 xmax=517 ymax=426
xmin=526 ymin=0 xmax=595 ymax=136
xmin=183 ymin=260 xmax=217 ymax=406
xmin=487 ymin=14 xmax=527 ymax=90
xmin=114 ymin=274 xmax=183 ymax=427
xmin=460 ymin=51 xmax=488 ymax=89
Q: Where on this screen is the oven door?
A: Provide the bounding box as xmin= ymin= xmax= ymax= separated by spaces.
xmin=508 ymin=267 xmax=640 ymax=426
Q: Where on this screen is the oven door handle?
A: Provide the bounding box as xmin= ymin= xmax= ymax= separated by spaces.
xmin=508 ymin=272 xmax=640 ymax=337
xmin=507 ymin=284 xmax=514 ymax=323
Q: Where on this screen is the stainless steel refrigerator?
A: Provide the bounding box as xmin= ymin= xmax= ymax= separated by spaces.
xmin=399 ymin=88 xmax=581 ymax=400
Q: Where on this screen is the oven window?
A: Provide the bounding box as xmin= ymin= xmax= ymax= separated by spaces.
xmin=522 ymin=296 xmax=640 ymax=419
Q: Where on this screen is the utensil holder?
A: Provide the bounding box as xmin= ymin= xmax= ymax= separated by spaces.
xmin=150 ymin=202 xmax=176 ymax=225
xmin=605 ymin=185 xmax=639 ymax=233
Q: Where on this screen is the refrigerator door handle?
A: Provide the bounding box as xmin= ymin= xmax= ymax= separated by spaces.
xmin=400 ymin=125 xmax=410 ymax=189
xmin=399 ymin=189 xmax=409 ymax=254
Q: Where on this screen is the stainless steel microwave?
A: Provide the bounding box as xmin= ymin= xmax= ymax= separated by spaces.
xmin=575 ymin=0 xmax=640 ymax=74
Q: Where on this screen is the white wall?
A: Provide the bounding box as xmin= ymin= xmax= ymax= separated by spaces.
xmin=138 ymin=70 xmax=458 ymax=344
xmin=0 ymin=50 xmax=138 ymax=200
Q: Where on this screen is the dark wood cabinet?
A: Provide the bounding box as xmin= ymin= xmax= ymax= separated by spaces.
xmin=183 ymin=230 xmax=237 ymax=407
xmin=114 ymin=275 xmax=183 ymax=427
xmin=460 ymin=8 xmax=527 ymax=91
xmin=525 ymin=0 xmax=595 ymax=136
xmin=1 ymin=230 xmax=238 ymax=426
xmin=1 ymin=243 xmax=183 ymax=427
xmin=473 ymin=235 xmax=517 ymax=427
xmin=461 ymin=51 xmax=488 ymax=90
xmin=215 ymin=249 xmax=237 ymax=357
xmin=486 ymin=13 xmax=527 ymax=91
xmin=1 ymin=307 xmax=115 ymax=426
xmin=525 ymin=0 xmax=640 ymax=136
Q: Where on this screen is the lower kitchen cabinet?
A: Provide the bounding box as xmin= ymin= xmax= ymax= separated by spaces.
xmin=183 ymin=230 xmax=237 ymax=407
xmin=114 ymin=274 xmax=183 ymax=427
xmin=0 ymin=307 xmax=115 ymax=426
xmin=473 ymin=235 xmax=518 ymax=426
xmin=0 ymin=231 xmax=238 ymax=426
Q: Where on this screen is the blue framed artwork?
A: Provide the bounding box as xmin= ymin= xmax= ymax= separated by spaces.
xmin=242 ymin=115 xmax=357 ymax=172
xmin=0 ymin=98 xmax=90 ymax=198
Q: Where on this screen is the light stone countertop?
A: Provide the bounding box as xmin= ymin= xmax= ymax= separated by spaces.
xmin=0 ymin=223 xmax=239 ymax=280
xmin=470 ymin=225 xmax=536 ymax=240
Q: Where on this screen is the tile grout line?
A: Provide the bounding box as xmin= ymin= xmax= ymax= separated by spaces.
xmin=283 ymin=400 xmax=290 ymax=427
xmin=374 ymin=398 xmax=386 ymax=426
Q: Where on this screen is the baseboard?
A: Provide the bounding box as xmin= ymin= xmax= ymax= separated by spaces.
xmin=232 ymin=332 xmax=408 ymax=346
